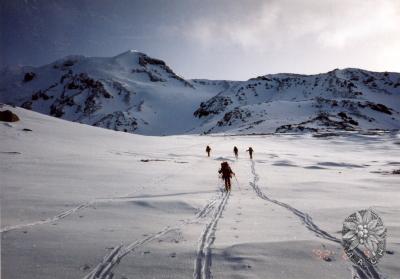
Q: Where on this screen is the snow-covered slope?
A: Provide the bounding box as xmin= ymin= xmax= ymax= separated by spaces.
xmin=193 ymin=69 xmax=400 ymax=134
xmin=0 ymin=51 xmax=218 ymax=135
xmin=1 ymin=105 xmax=399 ymax=279
xmin=1 ymin=51 xmax=399 ymax=135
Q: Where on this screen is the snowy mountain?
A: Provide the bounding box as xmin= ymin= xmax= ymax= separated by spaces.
xmin=1 ymin=51 xmax=399 ymax=135
xmin=193 ymin=70 xmax=400 ymax=134
xmin=0 ymin=50 xmax=220 ymax=135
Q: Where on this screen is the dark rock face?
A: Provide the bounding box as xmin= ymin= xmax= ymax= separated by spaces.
xmin=48 ymin=72 xmax=112 ymax=118
xmin=23 ymin=72 xmax=36 ymax=82
xmin=132 ymin=69 xmax=166 ymax=82
xmin=194 ymin=96 xmax=233 ymax=118
xmin=138 ymin=55 xmax=166 ymax=67
xmin=337 ymin=112 xmax=358 ymax=126
xmin=94 ymin=111 xmax=138 ymax=132
xmin=32 ymin=91 xmax=51 ymax=101
xmin=21 ymin=101 xmax=33 ymax=110
xmin=276 ymin=124 xmax=318 ymax=133
xmin=0 ymin=110 xmax=20 ymax=122
xmin=275 ymin=113 xmax=358 ymax=133
xmin=217 ymin=108 xmax=251 ymax=127
xmin=362 ymin=103 xmax=392 ymax=115
xmin=136 ymin=54 xmax=194 ymax=88
xmin=53 ymin=59 xmax=79 ymax=69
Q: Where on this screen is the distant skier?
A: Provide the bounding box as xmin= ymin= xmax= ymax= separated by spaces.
xmin=206 ymin=145 xmax=211 ymax=157
xmin=233 ymin=146 xmax=238 ymax=159
xmin=218 ymin=162 xmax=235 ymax=191
xmin=246 ymin=147 xmax=254 ymax=159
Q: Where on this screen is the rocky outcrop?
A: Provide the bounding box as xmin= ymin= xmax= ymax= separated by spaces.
xmin=275 ymin=113 xmax=358 ymax=133
xmin=23 ymin=72 xmax=36 ymax=82
xmin=0 ymin=110 xmax=20 ymax=122
xmin=49 ymin=72 xmax=112 ymax=118
xmin=94 ymin=111 xmax=138 ymax=132
xmin=360 ymin=102 xmax=392 ymax=115
xmin=194 ymin=96 xmax=233 ymax=118
xmin=217 ymin=108 xmax=251 ymax=127
xmin=137 ymin=54 xmax=193 ymax=88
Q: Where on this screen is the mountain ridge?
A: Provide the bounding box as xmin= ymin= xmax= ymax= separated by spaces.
xmin=1 ymin=51 xmax=399 ymax=135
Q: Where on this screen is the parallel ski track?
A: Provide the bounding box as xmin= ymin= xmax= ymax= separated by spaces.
xmin=0 ymin=202 xmax=92 ymax=233
xmin=249 ymin=160 xmax=384 ymax=279
xmin=83 ymin=191 xmax=223 ymax=279
xmin=1 ymin=167 xmax=188 ymax=233
xmin=193 ymin=190 xmax=230 ymax=279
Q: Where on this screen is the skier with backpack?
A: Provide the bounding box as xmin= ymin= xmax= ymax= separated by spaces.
xmin=218 ymin=162 xmax=235 ymax=191
xmin=206 ymin=145 xmax=211 ymax=157
xmin=233 ymin=146 xmax=238 ymax=159
xmin=246 ymin=147 xmax=254 ymax=159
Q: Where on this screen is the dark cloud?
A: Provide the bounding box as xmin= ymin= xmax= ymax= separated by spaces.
xmin=1 ymin=0 xmax=399 ymax=79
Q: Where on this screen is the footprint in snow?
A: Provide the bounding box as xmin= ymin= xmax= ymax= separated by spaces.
xmin=80 ymin=264 xmax=91 ymax=271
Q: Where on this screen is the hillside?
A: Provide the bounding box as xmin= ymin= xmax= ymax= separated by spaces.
xmin=193 ymin=69 xmax=400 ymax=134
xmin=1 ymin=51 xmax=399 ymax=135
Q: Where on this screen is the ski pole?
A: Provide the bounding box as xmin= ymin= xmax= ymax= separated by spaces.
xmin=234 ymin=175 xmax=241 ymax=190
xmin=218 ymin=175 xmax=224 ymax=192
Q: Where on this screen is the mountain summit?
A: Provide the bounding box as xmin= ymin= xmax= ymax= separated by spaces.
xmin=1 ymin=51 xmax=399 ymax=135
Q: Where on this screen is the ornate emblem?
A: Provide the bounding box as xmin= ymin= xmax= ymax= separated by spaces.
xmin=342 ymin=209 xmax=386 ymax=265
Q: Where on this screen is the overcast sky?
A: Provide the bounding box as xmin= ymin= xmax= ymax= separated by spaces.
xmin=1 ymin=0 xmax=399 ymax=80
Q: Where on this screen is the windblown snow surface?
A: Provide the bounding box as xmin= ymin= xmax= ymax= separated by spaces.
xmin=1 ymin=106 xmax=399 ymax=279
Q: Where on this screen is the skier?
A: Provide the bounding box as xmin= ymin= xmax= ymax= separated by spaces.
xmin=206 ymin=145 xmax=211 ymax=157
xmin=218 ymin=162 xmax=235 ymax=191
xmin=246 ymin=147 xmax=254 ymax=159
xmin=233 ymin=146 xmax=238 ymax=159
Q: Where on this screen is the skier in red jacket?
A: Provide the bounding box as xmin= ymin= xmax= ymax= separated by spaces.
xmin=218 ymin=162 xmax=235 ymax=191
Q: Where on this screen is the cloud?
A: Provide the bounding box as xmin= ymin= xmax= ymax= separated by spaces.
xmin=317 ymin=0 xmax=400 ymax=48
xmin=180 ymin=0 xmax=400 ymax=54
xmin=2 ymin=0 xmax=399 ymax=78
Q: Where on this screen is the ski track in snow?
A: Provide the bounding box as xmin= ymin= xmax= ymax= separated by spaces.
xmin=0 ymin=163 xmax=191 ymax=234
xmin=193 ymin=190 xmax=230 ymax=279
xmin=0 ymin=202 xmax=92 ymax=233
xmin=249 ymin=160 xmax=385 ymax=279
xmin=83 ymin=190 xmax=223 ymax=279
